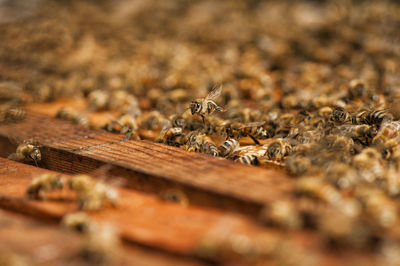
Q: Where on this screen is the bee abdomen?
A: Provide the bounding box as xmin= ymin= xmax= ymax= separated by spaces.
xmin=219 ymin=139 xmax=239 ymax=157
xmin=236 ymin=155 xmax=258 ymax=165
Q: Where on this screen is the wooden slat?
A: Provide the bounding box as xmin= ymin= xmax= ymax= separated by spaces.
xmin=0 ymin=112 xmax=293 ymax=217
xmin=0 ymin=209 xmax=203 ymax=266
xmin=0 ymin=158 xmax=377 ymax=265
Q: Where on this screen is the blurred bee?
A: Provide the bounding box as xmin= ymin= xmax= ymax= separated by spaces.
xmin=284 ymin=155 xmax=312 ymax=176
xmin=160 ymin=189 xmax=189 ymax=206
xmin=336 ymin=124 xmax=377 ymax=146
xmin=185 ymin=132 xmax=219 ymax=156
xmin=0 ymin=105 xmax=25 ymax=123
xmin=189 ymin=85 xmax=224 ymax=123
xmin=259 ymin=200 xmax=302 ymax=230
xmin=56 ymin=107 xmax=89 ymax=126
xmin=8 ymin=141 xmax=41 ymax=166
xmin=169 ymin=114 xmax=186 ymax=128
xmin=295 ymin=177 xmax=343 ymax=207
xmin=61 ymin=212 xmax=93 ymax=233
xmin=108 ymin=90 xmax=138 ymax=113
xmin=69 ymin=175 xmax=118 ymax=211
xmin=380 ymin=139 xmax=399 ymax=160
xmin=26 ymin=173 xmax=65 ymax=199
xmin=79 ymin=224 xmax=120 ymax=265
xmin=372 ymin=120 xmax=400 ymax=146
xmin=265 ymin=139 xmax=292 ymax=161
xmin=348 ymin=79 xmax=368 ymax=100
xmin=353 ymin=148 xmax=385 ymax=183
xmin=104 ymin=114 xmax=140 ymax=140
xmin=140 ymin=111 xmax=170 ymax=130
xmin=219 ymin=139 xmax=240 ymax=158
xmin=224 ymin=121 xmax=272 ymax=145
xmin=325 ymin=162 xmax=359 ymax=190
xmin=235 ymin=154 xmax=258 ymax=165
xmin=155 ymin=127 xmax=186 ymax=147
xmin=87 ymin=90 xmax=109 ymax=111
xmin=331 ymin=107 xmax=351 ymax=124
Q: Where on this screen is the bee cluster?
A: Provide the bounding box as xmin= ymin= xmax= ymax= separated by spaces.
xmin=1 ymin=0 xmax=400 ymax=263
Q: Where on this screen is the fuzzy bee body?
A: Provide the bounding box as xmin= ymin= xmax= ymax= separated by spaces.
xmin=372 ymin=120 xmax=400 ymax=145
xmin=219 ymin=139 xmax=240 ymax=157
xmin=56 ymin=107 xmax=89 ymax=126
xmin=265 ymin=139 xmax=292 ymax=160
xmin=155 ymin=127 xmax=185 ymax=146
xmin=225 ymin=121 xmax=272 ymax=144
xmin=186 ymin=132 xmax=219 ymax=156
xmin=190 ymin=85 xmax=224 ymax=122
xmin=235 ymin=154 xmax=258 ymax=165
xmin=26 ymin=173 xmax=65 ymax=199
xmin=8 ymin=141 xmax=41 ymax=166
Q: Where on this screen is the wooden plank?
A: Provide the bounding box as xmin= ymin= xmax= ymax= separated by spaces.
xmin=0 ymin=159 xmax=377 ymax=265
xmin=0 ymin=209 xmax=203 ymax=266
xmin=0 ymin=111 xmax=293 ymax=217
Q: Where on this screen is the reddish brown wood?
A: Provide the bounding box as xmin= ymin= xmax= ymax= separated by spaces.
xmin=0 ymin=111 xmax=293 ymax=217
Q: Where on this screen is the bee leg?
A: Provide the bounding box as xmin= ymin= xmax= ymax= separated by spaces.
xmin=33 ymin=159 xmax=38 ymax=167
xmin=201 ymin=115 xmax=205 ymax=125
xmin=249 ymin=135 xmax=261 ymax=145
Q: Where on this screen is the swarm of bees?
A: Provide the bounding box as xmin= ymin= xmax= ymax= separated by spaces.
xmin=3 ymin=0 xmax=400 ymax=263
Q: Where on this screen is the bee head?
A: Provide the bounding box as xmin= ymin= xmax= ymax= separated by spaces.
xmin=190 ymin=101 xmax=201 ymax=115
xmin=267 ymin=143 xmax=280 ymax=159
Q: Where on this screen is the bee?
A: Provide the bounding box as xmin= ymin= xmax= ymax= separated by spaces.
xmin=331 ymin=107 xmax=351 ymax=124
xmin=259 ymin=200 xmax=302 ymax=230
xmin=79 ymin=224 xmax=120 ymax=265
xmin=105 ymin=114 xmax=140 ymax=140
xmin=87 ymin=90 xmax=109 ymax=111
xmin=224 ymin=121 xmax=272 ymax=145
xmin=169 ymin=114 xmax=186 ymax=128
xmin=353 ymin=148 xmax=385 ymax=183
xmin=336 ymin=124 xmax=377 ymax=145
xmin=284 ymin=155 xmax=312 ymax=176
xmin=295 ymin=177 xmax=343 ymax=207
xmin=26 ymin=173 xmax=65 ymax=199
xmin=348 ymin=79 xmax=367 ymax=99
xmin=69 ymin=175 xmax=118 ymax=211
xmin=186 ymin=132 xmax=219 ymax=156
xmin=8 ymin=141 xmax=41 ymax=166
xmin=61 ymin=212 xmax=93 ymax=233
xmin=0 ymin=106 xmax=26 ymax=123
xmin=108 ymin=90 xmax=138 ymax=113
xmin=372 ymin=120 xmax=400 ymax=146
xmin=56 ymin=107 xmax=89 ymax=126
xmin=155 ymin=127 xmax=186 ymax=147
xmin=189 ymin=85 xmax=224 ymax=123
xmin=235 ymin=154 xmax=258 ymax=165
xmin=352 ymin=109 xmax=392 ymax=126
xmin=219 ymin=139 xmax=240 ymax=158
xmin=160 ymin=189 xmax=189 ymax=206
xmin=265 ymin=139 xmax=292 ymax=161
xmin=140 ymin=111 xmax=170 ymax=130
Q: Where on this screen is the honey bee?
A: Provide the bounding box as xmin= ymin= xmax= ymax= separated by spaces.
xmin=219 ymin=139 xmax=240 ymax=158
xmin=0 ymin=106 xmax=26 ymax=123
xmin=56 ymin=107 xmax=89 ymax=126
xmin=108 ymin=90 xmax=138 ymax=113
xmin=79 ymin=224 xmax=120 ymax=265
xmin=61 ymin=212 xmax=93 ymax=233
xmin=87 ymin=90 xmax=109 ymax=111
xmin=105 ymin=114 xmax=140 ymax=140
xmin=160 ymin=189 xmax=189 ymax=206
xmin=224 ymin=121 xmax=272 ymax=145
xmin=155 ymin=127 xmax=186 ymax=147
xmin=295 ymin=177 xmax=343 ymax=207
xmin=372 ymin=120 xmax=400 ymax=146
xmin=169 ymin=114 xmax=186 ymax=128
xmin=352 ymin=109 xmax=392 ymax=126
xmin=186 ymin=132 xmax=219 ymax=156
xmin=235 ymin=154 xmax=258 ymax=165
xmin=189 ymin=85 xmax=224 ymax=123
xmin=69 ymin=175 xmax=118 ymax=211
xmin=26 ymin=173 xmax=65 ymax=199
xmin=140 ymin=111 xmax=170 ymax=130
xmin=331 ymin=107 xmax=351 ymax=124
xmin=284 ymin=155 xmax=312 ymax=176
xmin=348 ymin=79 xmax=368 ymax=99
xmin=259 ymin=200 xmax=302 ymax=230
xmin=265 ymin=139 xmax=293 ymax=161
xmin=336 ymin=124 xmax=377 ymax=145
xmin=353 ymin=148 xmax=385 ymax=183
xmin=8 ymin=141 xmax=41 ymax=166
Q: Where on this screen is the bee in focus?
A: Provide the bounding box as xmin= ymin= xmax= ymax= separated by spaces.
xmin=155 ymin=127 xmax=186 ymax=147
xmin=79 ymin=224 xmax=120 ymax=265
xmin=26 ymin=173 xmax=65 ymax=199
xmin=219 ymin=139 xmax=240 ymax=158
xmin=224 ymin=121 xmax=272 ymax=145
xmin=259 ymin=200 xmax=302 ymax=230
xmin=56 ymin=107 xmax=89 ymax=126
xmin=61 ymin=212 xmax=93 ymax=233
xmin=352 ymin=109 xmax=392 ymax=126
xmin=185 ymin=132 xmax=219 ymax=156
xmin=330 ymin=107 xmax=351 ymax=124
xmin=160 ymin=189 xmax=189 ymax=206
xmin=69 ymin=175 xmax=119 ymax=211
xmin=265 ymin=138 xmax=293 ymax=161
xmin=189 ymin=85 xmax=224 ymax=123
xmin=235 ymin=154 xmax=259 ymax=165
xmin=8 ymin=141 xmax=41 ymax=166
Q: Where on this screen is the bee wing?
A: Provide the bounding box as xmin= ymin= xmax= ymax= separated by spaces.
xmin=205 ymin=85 xmax=222 ymax=101
xmin=237 ymin=121 xmax=266 ymax=129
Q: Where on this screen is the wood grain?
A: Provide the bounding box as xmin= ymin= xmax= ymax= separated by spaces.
xmin=0 ymin=111 xmax=294 ymax=217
